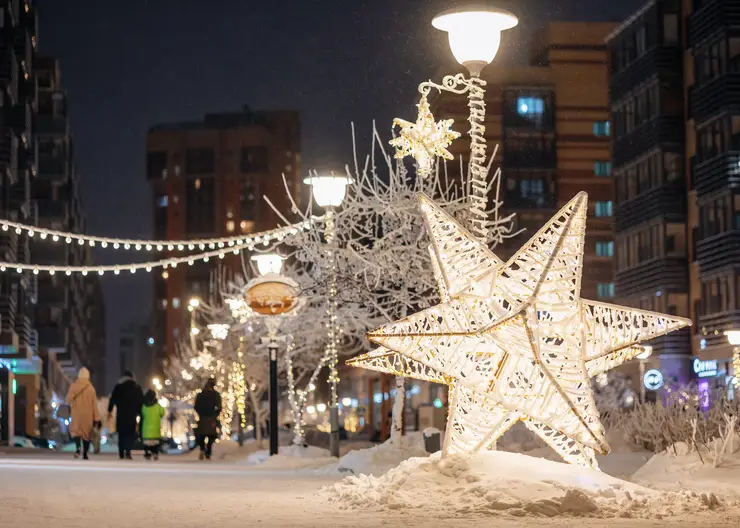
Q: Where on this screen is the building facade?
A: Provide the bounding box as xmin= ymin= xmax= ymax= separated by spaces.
xmin=0 ymin=1 xmax=106 ymax=440
xmin=432 ymin=22 xmax=616 ymax=301
xmin=607 ymin=0 xmax=692 ymax=389
xmin=118 ymin=321 xmax=155 ymax=388
xmin=608 ymin=0 xmax=740 ymax=394
xmin=146 ymin=106 xmax=301 ymax=362
xmin=33 ymin=56 xmax=106 ymax=388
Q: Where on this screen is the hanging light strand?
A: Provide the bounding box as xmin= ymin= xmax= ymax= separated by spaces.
xmin=0 ymin=217 xmax=316 ymax=252
xmin=0 ymin=242 xmax=256 ymax=276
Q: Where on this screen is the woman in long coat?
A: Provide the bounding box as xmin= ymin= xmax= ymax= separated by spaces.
xmin=66 ymin=367 xmax=101 ymax=459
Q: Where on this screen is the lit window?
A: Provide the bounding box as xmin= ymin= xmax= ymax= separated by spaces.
xmin=594 ymin=161 xmax=612 ymax=176
xmin=147 ymin=337 xmax=155 ymax=346
xmin=517 ymin=97 xmax=544 ymax=116
xmin=226 ymin=220 xmax=235 ymax=232
xmin=596 ymin=241 xmax=614 ymax=257
xmin=156 ymin=195 xmax=168 ymax=208
xmin=595 ymin=201 xmax=613 ymax=217
xmin=172 ymin=297 xmax=180 ymax=309
xmin=593 ymin=121 xmax=610 ymax=137
xmin=597 ymin=283 xmax=615 ymax=298
xmin=194 ymin=178 xmax=201 ymax=190
xmin=160 ymin=299 xmax=168 ymax=309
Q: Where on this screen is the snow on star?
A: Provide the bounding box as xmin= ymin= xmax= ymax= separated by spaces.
xmin=350 ymin=193 xmax=691 ymax=468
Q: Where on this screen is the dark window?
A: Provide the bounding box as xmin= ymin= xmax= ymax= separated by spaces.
xmin=596 ymin=241 xmax=614 ymax=257
xmin=665 ymin=235 xmax=676 ymax=252
xmin=594 ymin=161 xmax=612 ymax=177
xmin=663 ymin=14 xmax=679 ymax=45
xmin=185 ymin=177 xmax=216 ymax=234
xmin=503 ymin=134 xmax=556 ymax=168
xmin=593 ymin=121 xmax=610 ymax=137
xmin=240 ymin=181 xmax=258 ymax=221
xmin=667 ymin=305 xmax=677 ymax=316
xmin=185 ymin=148 xmax=215 ymax=175
xmin=147 ymin=151 xmax=167 ymax=180
xmin=240 ymin=147 xmax=268 ymax=173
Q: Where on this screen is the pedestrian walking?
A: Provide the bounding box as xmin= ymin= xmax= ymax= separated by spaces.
xmin=194 ymin=378 xmax=222 ymax=460
xmin=140 ymin=389 xmax=165 ymax=461
xmin=108 ymin=370 xmax=143 ymax=460
xmin=65 ymin=367 xmax=101 ymax=460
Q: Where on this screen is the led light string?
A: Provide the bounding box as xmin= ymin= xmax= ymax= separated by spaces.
xmin=0 ymin=217 xmax=315 ymax=252
xmin=0 ymin=243 xmax=255 ymax=275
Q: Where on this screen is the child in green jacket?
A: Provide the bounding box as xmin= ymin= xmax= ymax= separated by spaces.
xmin=141 ymin=389 xmax=165 ymax=460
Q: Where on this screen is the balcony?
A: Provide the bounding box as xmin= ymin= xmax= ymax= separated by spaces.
xmin=37 ymin=199 xmax=69 ymax=220
xmin=696 ymin=229 xmax=740 ymax=274
xmin=697 ymin=309 xmax=740 ymax=349
xmin=691 ymin=73 xmax=740 ymax=124
xmin=37 ymin=156 xmax=67 ymax=179
xmin=614 ymin=180 xmax=687 ymax=232
xmin=615 ymin=257 xmax=689 ymax=298
xmin=37 ymin=326 xmax=68 ymax=349
xmin=0 ymin=45 xmax=19 ymax=104
xmin=610 ymin=47 xmax=683 ymax=103
xmin=613 ymin=118 xmax=684 ymax=167
xmin=0 ymin=127 xmax=19 ymax=171
xmin=35 ymin=114 xmax=68 ymax=136
xmin=693 ymin=151 xmax=740 ymax=197
xmin=689 ymin=0 xmax=740 ymax=47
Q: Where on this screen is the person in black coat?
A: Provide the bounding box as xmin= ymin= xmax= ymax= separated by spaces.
xmin=194 ymin=378 xmax=222 ymax=460
xmin=108 ymin=370 xmax=143 ymax=459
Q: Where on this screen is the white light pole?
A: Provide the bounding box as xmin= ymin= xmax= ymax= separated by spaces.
xmin=636 ymin=345 xmax=652 ymax=403
xmin=304 ymin=172 xmax=351 ymax=458
xmin=725 ymin=331 xmax=740 ymax=388
xmin=424 ymin=6 xmax=518 ymax=240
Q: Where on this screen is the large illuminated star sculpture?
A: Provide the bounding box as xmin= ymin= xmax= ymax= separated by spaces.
xmin=349 ymin=193 xmax=691 ymax=468
xmin=389 ymin=94 xmax=460 ymax=179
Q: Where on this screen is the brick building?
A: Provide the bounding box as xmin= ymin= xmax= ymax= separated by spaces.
xmin=146 ymin=106 xmax=301 ymax=362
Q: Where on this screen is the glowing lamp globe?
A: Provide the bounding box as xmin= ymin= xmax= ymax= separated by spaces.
xmin=304 ymin=174 xmax=351 ymax=208
xmin=726 ymin=330 xmax=740 ymax=345
xmin=432 ymin=6 xmax=518 ymax=73
xmin=251 ymin=253 xmax=284 ymax=277
xmin=243 ymin=275 xmax=301 ymax=316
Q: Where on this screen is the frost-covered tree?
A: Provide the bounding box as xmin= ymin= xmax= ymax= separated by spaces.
xmin=277 ymin=123 xmax=517 ymax=441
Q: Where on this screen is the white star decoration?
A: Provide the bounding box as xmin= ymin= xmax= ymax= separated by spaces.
xmin=389 ymin=94 xmax=460 ymax=179
xmin=349 ymin=193 xmax=691 ymax=468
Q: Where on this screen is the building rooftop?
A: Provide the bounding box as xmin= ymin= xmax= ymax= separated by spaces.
xmin=149 ymin=105 xmax=297 ymax=133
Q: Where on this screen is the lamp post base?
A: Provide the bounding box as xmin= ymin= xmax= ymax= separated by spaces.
xmin=329 ymin=406 xmax=340 ymax=458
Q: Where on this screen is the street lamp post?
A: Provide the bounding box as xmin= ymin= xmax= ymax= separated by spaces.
xmin=636 ymin=345 xmax=653 ymax=403
xmin=424 ymin=6 xmax=517 ymax=240
xmin=250 ymin=253 xmax=286 ymax=456
xmin=304 ymin=173 xmax=351 ymax=458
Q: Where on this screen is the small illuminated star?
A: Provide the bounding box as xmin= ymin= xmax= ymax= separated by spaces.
xmin=389 ymin=95 xmax=460 ymax=178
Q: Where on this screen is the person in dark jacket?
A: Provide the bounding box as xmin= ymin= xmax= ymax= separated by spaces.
xmin=194 ymin=378 xmax=222 ymax=460
xmin=108 ymin=370 xmax=143 ymax=460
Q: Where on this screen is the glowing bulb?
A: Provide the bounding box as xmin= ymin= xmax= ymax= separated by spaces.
xmin=82 ymin=270 xmax=88 ymax=276
xmin=124 ymin=243 xmax=131 ymax=250
xmin=146 ymin=244 xmax=152 ymax=251
xmin=101 ymin=241 xmax=108 ymax=248
xmin=15 ymin=228 xmax=21 ymax=235
xmin=157 ymin=244 xmax=163 ymax=251
xmin=113 ymin=243 xmax=120 ymax=249
xmin=78 ymin=239 xmax=84 ymax=245
xmin=66 ymin=270 xmax=71 ymax=276
xmin=28 ymin=230 xmax=34 ymax=237
xmin=98 ymin=270 xmax=104 ymax=275
xmin=135 ymin=244 xmax=142 ymax=250
xmin=89 ymin=240 xmax=95 ymax=247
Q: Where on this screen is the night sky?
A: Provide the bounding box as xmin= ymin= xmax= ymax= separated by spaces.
xmin=37 ymin=0 xmax=644 ymax=388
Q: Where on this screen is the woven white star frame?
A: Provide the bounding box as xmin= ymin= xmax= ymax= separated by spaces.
xmin=349 ymin=192 xmax=691 ymax=468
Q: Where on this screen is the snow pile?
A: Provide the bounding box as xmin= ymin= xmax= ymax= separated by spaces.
xmin=633 ymin=439 xmax=740 ymax=496
xmin=337 ymin=432 xmax=428 ymax=476
xmin=323 ymin=450 xmax=724 ymax=519
xmin=243 ymin=444 xmax=335 ymax=471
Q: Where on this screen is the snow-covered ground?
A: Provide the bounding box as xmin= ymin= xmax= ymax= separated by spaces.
xmin=2 ymin=439 xmax=740 ymax=527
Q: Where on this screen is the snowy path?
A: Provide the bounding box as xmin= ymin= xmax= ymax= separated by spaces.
xmin=1 ymin=454 xmax=738 ymax=527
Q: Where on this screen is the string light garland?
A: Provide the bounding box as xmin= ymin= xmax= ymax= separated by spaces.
xmin=1 ymin=242 xmax=269 ymax=275
xmin=352 ymin=193 xmax=691 ymax=469
xmin=0 ymin=217 xmax=314 ymax=253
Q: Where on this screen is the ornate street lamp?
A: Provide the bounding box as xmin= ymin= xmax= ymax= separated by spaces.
xmin=304 ymin=172 xmax=350 ymax=458
xmin=725 ymin=331 xmax=740 ymax=387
